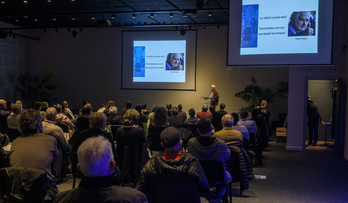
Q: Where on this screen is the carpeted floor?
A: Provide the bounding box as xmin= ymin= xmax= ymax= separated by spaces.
xmin=57 ymin=140 xmax=348 ymax=203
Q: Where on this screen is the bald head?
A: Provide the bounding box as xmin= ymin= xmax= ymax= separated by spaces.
xmin=222 ymin=114 xmax=233 ymax=127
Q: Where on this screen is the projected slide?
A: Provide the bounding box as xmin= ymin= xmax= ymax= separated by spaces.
xmin=133 ymin=40 xmax=186 ymax=83
xmin=241 ymin=0 xmax=318 ymax=55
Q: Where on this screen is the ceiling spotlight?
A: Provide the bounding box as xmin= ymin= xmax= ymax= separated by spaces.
xmin=91 ymin=15 xmax=95 ymax=20
xmin=111 ymin=14 xmax=115 ymax=19
xmin=34 ymin=18 xmax=38 ymax=22
xmin=1 ymin=1 xmax=5 ymax=4
xmin=71 ymin=0 xmax=75 ymax=1
xmin=132 ymin=14 xmax=135 ymax=18
xmin=23 ymin=0 xmax=28 ymax=3
xmin=53 ymin=17 xmax=56 ymax=21
xmin=15 ymin=19 xmax=19 ymax=22
xmin=150 ymin=13 xmax=154 ymax=18
xmin=208 ymin=11 xmax=212 ymax=17
xmin=72 ymin=16 xmax=75 ymax=20
xmin=47 ymin=0 xmax=51 ymax=2
xmin=170 ymin=13 xmax=173 ymax=17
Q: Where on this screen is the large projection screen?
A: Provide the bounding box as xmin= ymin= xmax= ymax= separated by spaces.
xmin=122 ymin=30 xmax=196 ymax=90
xmin=227 ymin=0 xmax=333 ymax=66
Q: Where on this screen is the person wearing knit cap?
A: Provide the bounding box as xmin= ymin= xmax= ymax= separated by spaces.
xmin=136 ymin=127 xmax=215 ymax=202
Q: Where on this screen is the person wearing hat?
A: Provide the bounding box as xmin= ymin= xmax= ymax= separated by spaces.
xmin=136 ymin=126 xmax=214 ymax=201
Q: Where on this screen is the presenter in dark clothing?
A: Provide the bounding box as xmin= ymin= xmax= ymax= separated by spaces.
xmin=307 ymin=96 xmax=321 ymax=146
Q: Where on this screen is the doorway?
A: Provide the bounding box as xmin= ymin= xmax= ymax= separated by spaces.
xmin=306 ymin=79 xmax=343 ymax=154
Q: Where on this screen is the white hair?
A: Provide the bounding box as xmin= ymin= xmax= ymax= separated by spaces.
xmin=77 ymin=136 xmax=113 ymax=177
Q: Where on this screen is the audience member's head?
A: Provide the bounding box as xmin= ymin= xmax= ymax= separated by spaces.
xmin=41 ymin=102 xmax=49 ymax=111
xmin=135 ymin=104 xmax=142 ymax=114
xmin=18 ymin=109 xmax=43 ymax=134
xmin=178 ymin=104 xmax=183 ymax=111
xmin=11 ymin=103 xmax=22 ymax=115
xmin=220 ymin=103 xmax=226 ymax=110
xmin=152 ymin=104 xmax=158 ymax=112
xmin=142 ymin=104 xmax=147 ymax=110
xmin=240 ymin=108 xmax=249 ymax=119
xmin=153 ymin=107 xmax=168 ymax=127
xmin=197 ymin=118 xmax=212 ymax=135
xmin=89 ymin=112 xmax=106 ymax=130
xmin=166 ymin=103 xmax=172 ymax=111
xmin=34 ymin=101 xmax=42 ymax=111
xmin=46 ymin=107 xmax=57 ymax=121
xmin=105 ymin=100 xmax=115 ymax=112
xmin=231 ymin=112 xmax=239 ymax=126
xmin=123 ymin=109 xmax=139 ymax=126
xmin=82 ymin=99 xmax=88 ymax=107
xmin=222 ymin=114 xmax=234 ymax=127
xmin=189 ymin=108 xmax=196 ymax=117
xmin=81 ymin=104 xmax=92 ymax=116
xmin=160 ymin=126 xmax=182 ymax=152
xmin=15 ymin=100 xmax=23 ymax=107
xmin=109 ymin=106 xmax=117 ymax=116
xmin=172 ymin=106 xmax=179 ymax=116
xmin=126 ymin=101 xmax=133 ymax=109
xmin=0 ymin=99 xmax=6 ymax=110
xmin=54 ymin=104 xmax=63 ymax=113
xmin=77 ymin=136 xmax=115 ymax=177
xmin=209 ymin=105 xmax=215 ymax=113
xmin=261 ymin=100 xmax=267 ymax=108
xmin=202 ymin=104 xmax=208 ymax=112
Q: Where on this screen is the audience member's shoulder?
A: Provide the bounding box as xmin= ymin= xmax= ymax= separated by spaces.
xmin=112 ymin=185 xmax=148 ymax=202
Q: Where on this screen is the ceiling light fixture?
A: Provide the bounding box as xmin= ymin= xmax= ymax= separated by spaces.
xmin=111 ymin=14 xmax=115 ymax=19
xmin=208 ymin=11 xmax=212 ymax=17
xmin=1 ymin=1 xmax=5 ymax=4
xmin=170 ymin=13 xmax=173 ymax=17
xmin=150 ymin=13 xmax=154 ymax=18
xmin=91 ymin=15 xmax=95 ymax=20
xmin=23 ymin=0 xmax=28 ymax=3
xmin=47 ymin=0 xmax=51 ymax=2
xmin=34 ymin=18 xmax=38 ymax=22
xmin=72 ymin=16 xmax=75 ymax=20
xmin=53 ymin=17 xmax=56 ymax=21
xmin=132 ymin=14 xmax=135 ymax=18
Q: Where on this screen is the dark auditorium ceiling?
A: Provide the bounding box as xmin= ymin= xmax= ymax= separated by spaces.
xmin=0 ymin=0 xmax=229 ymax=30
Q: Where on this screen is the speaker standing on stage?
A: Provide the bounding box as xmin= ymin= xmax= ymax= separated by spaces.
xmin=209 ymin=84 xmax=219 ymax=106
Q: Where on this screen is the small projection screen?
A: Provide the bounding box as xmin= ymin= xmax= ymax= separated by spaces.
xmin=122 ymin=30 xmax=196 ymax=90
xmin=227 ymin=0 xmax=333 ymax=66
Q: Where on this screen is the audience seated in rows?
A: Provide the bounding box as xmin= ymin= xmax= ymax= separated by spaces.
xmin=213 ymin=114 xmax=243 ymax=147
xmin=147 ymin=107 xmax=168 ymax=155
xmin=54 ymin=104 xmax=75 ymax=137
xmin=5 ymin=99 xmax=12 ymax=114
xmin=166 ymin=103 xmax=172 ymax=117
xmin=197 ymin=104 xmax=212 ymax=121
xmin=184 ymin=108 xmax=198 ymax=125
xmin=103 ymin=100 xmax=116 ymax=117
xmin=7 ymin=103 xmax=21 ymax=130
xmin=122 ymin=101 xmax=133 ymax=116
xmin=73 ymin=112 xmax=116 ymax=158
xmin=54 ymin=136 xmax=148 ymax=203
xmin=188 ymin=118 xmax=231 ymax=200
xmin=231 ymin=112 xmax=249 ymax=141
xmin=136 ymin=127 xmax=214 ymax=202
xmin=9 ymin=109 xmax=58 ymax=188
xmin=76 ymin=104 xmax=92 ymax=132
xmin=115 ymin=109 xmax=149 ymax=186
xmin=168 ymin=106 xmax=184 ymax=128
xmin=209 ymin=105 xmax=223 ymax=132
xmin=106 ymin=106 xmax=122 ymax=125
xmin=0 ymin=133 xmax=10 ymax=169
xmin=62 ymin=101 xmax=74 ymax=120
xmin=147 ymin=104 xmax=158 ymax=128
xmin=0 ymin=99 xmax=10 ymax=134
xmin=217 ymin=103 xmax=228 ymax=118
xmin=177 ymin=104 xmax=187 ymax=121
xmin=135 ymin=104 xmax=147 ymax=128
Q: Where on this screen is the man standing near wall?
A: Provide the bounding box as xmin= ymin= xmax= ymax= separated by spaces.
xmin=209 ymin=85 xmax=219 ymax=107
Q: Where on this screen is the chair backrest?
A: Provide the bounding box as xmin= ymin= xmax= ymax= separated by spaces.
xmin=198 ymin=160 xmax=225 ymax=186
xmin=148 ymin=177 xmax=201 ymax=203
xmin=117 ymin=143 xmax=150 ymax=186
xmin=0 ymin=167 xmax=48 ymax=202
xmin=184 ymin=124 xmax=200 ymax=137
